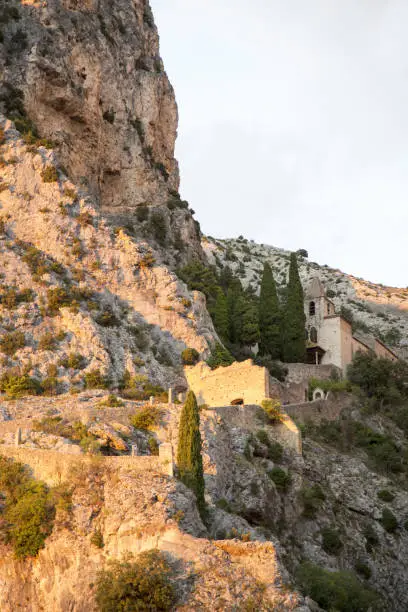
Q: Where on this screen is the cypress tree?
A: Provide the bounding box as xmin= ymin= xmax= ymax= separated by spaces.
xmin=259 ymin=263 xmax=282 ymax=358
xmin=283 ymin=253 xmax=306 ymax=362
xmin=213 ymin=289 xmax=229 ymax=340
xmin=177 ymin=390 xmax=205 ymax=515
xmin=242 ymin=293 xmax=260 ymax=347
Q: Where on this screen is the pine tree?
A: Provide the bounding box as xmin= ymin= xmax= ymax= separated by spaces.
xmin=177 ymin=390 xmax=205 ymax=515
xmin=213 ymin=289 xmax=229 ymax=340
xmin=259 ymin=263 xmax=282 ymax=358
xmin=283 ymin=253 xmax=306 ymax=362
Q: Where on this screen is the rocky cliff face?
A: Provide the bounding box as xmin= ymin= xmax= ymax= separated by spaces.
xmin=0 ymin=118 xmax=217 ymax=390
xmin=1 ymin=0 xmax=177 ymax=208
xmin=0 ymin=0 xmax=203 ymax=264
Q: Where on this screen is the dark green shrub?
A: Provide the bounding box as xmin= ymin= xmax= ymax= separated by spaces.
xmin=268 ymin=467 xmax=291 ymax=492
xmin=355 ymin=560 xmax=372 ymax=579
xmin=216 ymin=498 xmax=231 ymax=512
xmin=98 ymin=394 xmax=124 ymax=408
xmin=84 ymin=369 xmax=109 ymax=390
xmin=0 ymin=456 xmax=55 ymax=558
xmin=181 ymin=347 xmax=200 ymax=366
xmin=267 ymin=441 xmax=284 ymax=462
xmin=380 ymin=508 xmax=398 ymax=533
xmin=377 ymin=489 xmax=395 ymax=502
xmin=363 ymin=524 xmax=379 ymax=552
xmin=130 ymin=407 xmax=164 ymax=431
xmin=295 ymin=562 xmax=380 ymax=612
xmin=32 ymin=416 xmax=72 ymax=438
xmin=90 ymin=528 xmax=104 ymax=549
xmin=0 ymin=330 xmax=26 ymax=356
xmin=300 ymin=484 xmax=325 ymax=518
xmin=347 ymin=351 xmax=408 ymax=406
xmin=41 ymin=165 xmax=58 ymax=183
xmin=0 ymin=372 xmax=42 ymax=398
xmin=256 ymin=429 xmax=269 ymax=446
xmin=47 ymin=287 xmax=73 ymax=314
xmin=95 ymin=306 xmax=119 ymax=327
xmin=148 ymin=436 xmax=159 ymax=456
xmin=0 ymin=286 xmax=34 ymax=309
xmin=136 ymin=204 xmax=149 ymax=222
xmin=149 ymin=210 xmax=167 ymax=245
xmin=95 ymin=550 xmax=175 ymax=612
xmin=321 ymin=527 xmax=343 ymax=555
xmin=38 ymin=332 xmax=58 ymax=351
xmin=206 ymin=342 xmax=234 ymax=369
xmin=58 ymin=353 xmax=86 ymax=370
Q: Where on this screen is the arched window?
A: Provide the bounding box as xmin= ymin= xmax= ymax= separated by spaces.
xmin=309 ymin=301 xmax=316 ymax=316
xmin=310 ymin=327 xmax=318 ymax=343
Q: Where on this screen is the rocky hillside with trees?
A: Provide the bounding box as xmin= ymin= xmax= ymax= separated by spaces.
xmin=203 ymin=236 xmax=408 ymax=358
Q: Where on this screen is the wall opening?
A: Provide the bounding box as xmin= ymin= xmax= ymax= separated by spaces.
xmin=310 ymin=327 xmax=318 ymax=343
xmin=309 ymin=301 xmax=316 ymax=316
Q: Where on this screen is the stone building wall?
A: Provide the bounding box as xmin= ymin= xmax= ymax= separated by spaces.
xmin=184 ymin=360 xmax=269 ymax=408
xmin=282 ymin=363 xmax=338 ymax=404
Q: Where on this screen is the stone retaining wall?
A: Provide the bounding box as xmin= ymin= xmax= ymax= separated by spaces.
xmin=284 ymin=393 xmax=353 ymax=425
xmin=0 ymin=446 xmax=163 ymax=486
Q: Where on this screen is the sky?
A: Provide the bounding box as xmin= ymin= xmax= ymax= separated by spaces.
xmin=151 ymin=0 xmax=408 ymax=287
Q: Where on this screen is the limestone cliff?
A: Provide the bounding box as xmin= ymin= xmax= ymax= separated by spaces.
xmin=0 ymin=118 xmax=217 ymax=390
xmin=0 ymin=0 xmax=203 ymax=263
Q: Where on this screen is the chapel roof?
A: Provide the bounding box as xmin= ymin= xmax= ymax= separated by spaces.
xmin=306 ymin=276 xmax=326 ymax=299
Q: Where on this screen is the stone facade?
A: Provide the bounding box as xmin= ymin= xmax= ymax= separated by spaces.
xmin=184 ymin=360 xmax=270 ymax=408
xmin=305 ymin=277 xmax=399 ymax=371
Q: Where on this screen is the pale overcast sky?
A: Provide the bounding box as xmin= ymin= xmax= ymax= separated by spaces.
xmin=151 ymin=0 xmax=408 ymax=287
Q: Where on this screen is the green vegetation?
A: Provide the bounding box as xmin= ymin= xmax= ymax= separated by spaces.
xmin=380 ymin=508 xmax=398 ymax=532
xmin=268 ymin=467 xmax=291 ymax=492
xmin=98 ymin=394 xmax=124 ymax=408
xmin=130 ymin=406 xmax=164 ymax=431
xmin=84 ymin=369 xmax=109 ymax=390
xmin=300 ymin=484 xmax=325 ymax=518
xmin=213 ymin=288 xmax=229 ymax=340
xmin=377 ymin=489 xmax=395 ymax=502
xmin=296 ymin=562 xmax=380 ymax=611
xmin=321 ymin=527 xmax=343 ymax=555
xmin=308 ymin=376 xmax=351 ymax=398
xmin=149 ymin=210 xmax=167 ymax=245
xmin=306 ymin=418 xmax=406 ymax=476
xmin=347 ymin=351 xmax=408 ymax=406
xmin=0 ymin=371 xmax=42 ymax=398
xmin=0 ymin=286 xmax=34 ymax=309
xmin=0 ymin=456 xmax=55 ymax=558
xmin=355 ymin=560 xmax=372 ymax=579
xmin=90 ymin=528 xmax=104 ymax=549
xmin=177 ymin=390 xmax=206 ymax=515
xmin=95 ymin=550 xmax=176 ymax=612
xmin=261 ymin=398 xmax=283 ymax=424
xmin=58 ymin=353 xmax=86 ymax=370
xmin=181 ymin=347 xmax=200 ymax=366
xmin=41 ymin=165 xmax=58 ymax=183
xmin=259 ymin=263 xmax=282 ymax=359
xmin=207 ymin=342 xmax=234 ymax=369
xmin=283 ymin=253 xmax=306 ymax=362
xmin=0 ymin=330 xmax=26 ymax=356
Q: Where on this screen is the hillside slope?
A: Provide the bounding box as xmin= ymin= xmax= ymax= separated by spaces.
xmin=203 ymin=236 xmax=408 ymax=356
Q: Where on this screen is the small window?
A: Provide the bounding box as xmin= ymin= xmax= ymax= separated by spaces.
xmin=310 ymin=327 xmax=318 ymax=343
xmin=305 ymin=328 xmax=309 ymax=340
xmin=309 ymin=301 xmax=316 ymax=316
